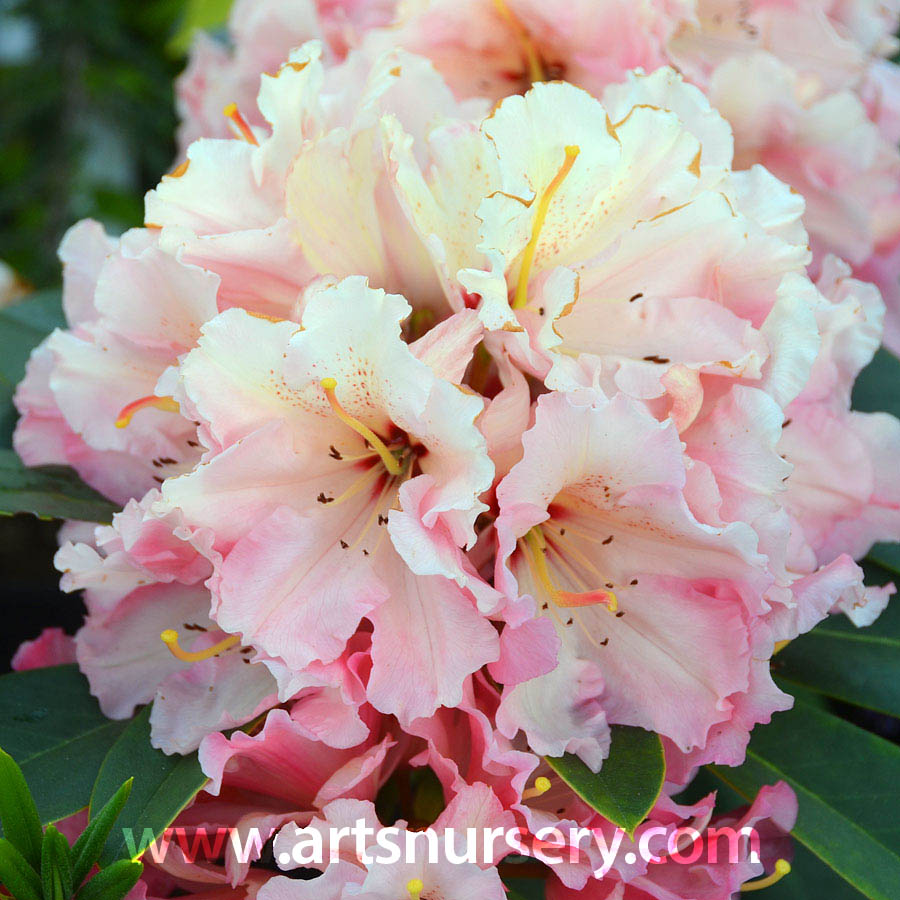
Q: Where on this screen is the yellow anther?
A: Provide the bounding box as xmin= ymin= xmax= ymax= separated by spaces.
xmin=741 ymin=859 xmax=791 ymax=892
xmin=321 ymin=378 xmax=403 ymax=476
xmin=512 ymin=145 xmax=580 ymax=310
xmin=492 ymin=0 xmax=545 ymax=83
xmin=115 ymin=395 xmax=180 ymax=429
xmin=406 ymin=878 xmax=425 ymax=900
xmin=223 ymin=102 xmax=259 ymax=145
xmin=522 ymin=775 xmax=552 ymax=800
xmin=160 ymin=629 xmax=241 ymax=663
xmin=773 ymin=639 xmax=790 ymax=655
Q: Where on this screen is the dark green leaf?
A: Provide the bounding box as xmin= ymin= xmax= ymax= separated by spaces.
xmin=89 ymin=707 xmax=208 ymax=867
xmin=765 ymin=843 xmax=865 ymax=900
xmin=0 ymin=749 xmax=44 ymax=870
xmin=544 ymin=725 xmax=665 ymax=836
xmin=851 ymin=347 xmax=900 ymax=419
xmin=0 ymin=450 xmax=117 ymax=522
xmin=73 ymin=861 xmax=142 ymax=900
xmin=0 ymin=839 xmax=42 ymax=900
xmin=707 ymin=696 xmax=900 ymax=900
xmin=40 ymin=826 xmax=72 ymax=900
xmin=0 ymin=666 xmax=128 ymax=826
xmin=774 ymin=598 xmax=900 ymax=717
xmin=71 ymin=780 xmax=132 ymax=888
xmin=867 ymin=542 xmax=900 ymax=577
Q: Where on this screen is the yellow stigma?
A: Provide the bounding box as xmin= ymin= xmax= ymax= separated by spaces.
xmin=160 ymin=629 xmax=241 ymax=663
xmin=512 ymin=145 xmax=580 ymax=310
xmin=524 ymin=527 xmax=617 ymax=611
xmin=406 ymin=878 xmax=425 ymax=900
xmin=321 ymin=378 xmax=403 ymax=476
xmin=223 ymin=102 xmax=259 ymax=145
xmin=522 ymin=775 xmax=552 ymax=801
xmin=741 ymin=859 xmax=791 ymax=892
xmin=491 ymin=0 xmax=545 ymax=83
xmin=115 ymin=395 xmax=180 ymax=429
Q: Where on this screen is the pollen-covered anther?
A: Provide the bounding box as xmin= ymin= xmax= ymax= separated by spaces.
xmin=522 ymin=775 xmax=552 ymax=800
xmin=115 ymin=395 xmax=180 ymax=429
xmin=223 ymin=102 xmax=259 ymax=146
xmin=740 ymin=859 xmax=791 ymax=892
xmin=320 ymin=377 xmax=403 ymax=475
xmin=406 ymin=877 xmax=425 ymax=900
xmin=512 ymin=145 xmax=580 ymax=309
xmin=160 ymin=629 xmax=241 ymax=663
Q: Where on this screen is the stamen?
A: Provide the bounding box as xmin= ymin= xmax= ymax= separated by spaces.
xmin=115 ymin=395 xmax=180 ymax=429
xmin=741 ymin=860 xmax=791 ymax=892
xmin=492 ymin=0 xmax=545 ymax=83
xmin=524 ymin=528 xmax=616 ymax=611
xmin=223 ymin=102 xmax=259 ymax=145
xmin=321 ymin=378 xmax=403 ymax=476
xmin=406 ymin=878 xmax=425 ymax=900
xmin=512 ymin=145 xmax=580 ymax=309
xmin=522 ymin=776 xmax=552 ymax=801
xmin=326 ymin=462 xmax=384 ymax=509
xmin=160 ymin=629 xmax=241 ymax=663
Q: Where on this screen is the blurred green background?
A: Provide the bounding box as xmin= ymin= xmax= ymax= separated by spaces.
xmin=0 ymin=0 xmax=231 ymax=290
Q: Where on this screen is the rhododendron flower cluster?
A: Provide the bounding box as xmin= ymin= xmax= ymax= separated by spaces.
xmin=177 ymin=0 xmax=900 ymax=353
xmin=9 ymin=2 xmax=900 ymax=898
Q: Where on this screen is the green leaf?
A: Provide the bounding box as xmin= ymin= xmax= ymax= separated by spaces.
xmin=544 ymin=725 xmax=665 ymax=836
xmin=867 ymin=541 xmax=900 ymax=577
xmin=0 ymin=666 xmax=128 ymax=826
xmin=72 ymin=861 xmax=142 ymax=900
xmin=0 ymin=450 xmax=118 ymax=522
xmin=40 ymin=826 xmax=72 ymax=900
xmin=0 ymin=290 xmax=65 ymax=448
xmin=89 ymin=707 xmax=208 ymax=867
xmin=707 ymin=696 xmax=900 ymax=900
xmin=0 ymin=839 xmax=42 ymax=900
xmin=0 ymin=749 xmax=44 ymax=870
xmin=851 ymin=347 xmax=900 ymax=419
xmin=71 ymin=780 xmax=132 ymax=888
xmin=774 ymin=598 xmax=900 ymax=717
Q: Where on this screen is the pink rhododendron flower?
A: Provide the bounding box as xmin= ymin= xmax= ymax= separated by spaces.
xmin=157 ymin=276 xmax=499 ymax=725
xmin=490 ymin=389 xmax=869 ymax=771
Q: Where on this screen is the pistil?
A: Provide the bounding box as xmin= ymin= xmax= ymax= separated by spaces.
xmin=512 ymin=145 xmax=580 ymax=309
xmin=115 ymin=394 xmax=180 ymax=429
xmin=223 ymin=102 xmax=259 ymax=145
xmin=160 ymin=629 xmax=241 ymax=663
xmin=321 ymin=378 xmax=404 ymax=475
